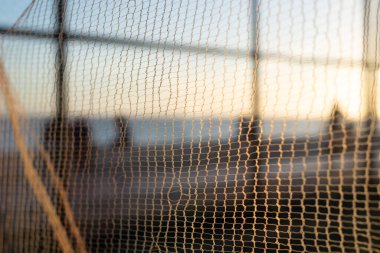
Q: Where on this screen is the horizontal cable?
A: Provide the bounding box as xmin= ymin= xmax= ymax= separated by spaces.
xmin=0 ymin=26 xmax=370 ymax=67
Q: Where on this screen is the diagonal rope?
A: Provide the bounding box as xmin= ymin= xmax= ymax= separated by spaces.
xmin=37 ymin=143 xmax=88 ymax=253
xmin=0 ymin=60 xmax=79 ymax=253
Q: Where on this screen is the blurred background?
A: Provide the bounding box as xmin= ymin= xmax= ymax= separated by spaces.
xmin=0 ymin=0 xmax=379 ymax=252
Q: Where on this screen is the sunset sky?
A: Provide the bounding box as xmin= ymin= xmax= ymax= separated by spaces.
xmin=0 ymin=0 xmax=377 ymax=121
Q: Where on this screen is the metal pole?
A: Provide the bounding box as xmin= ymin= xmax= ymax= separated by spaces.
xmin=56 ymin=0 xmax=67 ymax=118
xmin=251 ymin=0 xmax=259 ymax=120
xmin=362 ymin=1 xmax=379 ymax=251
xmin=250 ymin=0 xmax=261 ymax=166
xmin=362 ymin=0 xmax=379 ymax=170
xmin=54 ymin=0 xmax=68 ymax=229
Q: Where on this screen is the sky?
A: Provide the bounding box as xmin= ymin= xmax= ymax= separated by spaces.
xmin=0 ymin=0 xmax=32 ymax=27
xmin=0 ymin=0 xmax=377 ymax=121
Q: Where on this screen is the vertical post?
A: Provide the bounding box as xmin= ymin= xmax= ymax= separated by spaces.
xmin=56 ymin=0 xmax=67 ymax=118
xmin=362 ymin=0 xmax=379 ymax=251
xmin=363 ymin=0 xmax=378 ymax=120
xmin=249 ymin=0 xmax=261 ymax=167
xmin=362 ymin=0 xmax=379 ymax=174
xmin=54 ymin=0 xmax=68 ymax=231
xmin=241 ymin=3 xmax=261 ymax=250
xmin=251 ymin=0 xmax=259 ymax=120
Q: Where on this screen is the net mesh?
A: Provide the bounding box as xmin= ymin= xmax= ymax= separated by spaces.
xmin=0 ymin=0 xmax=380 ymax=252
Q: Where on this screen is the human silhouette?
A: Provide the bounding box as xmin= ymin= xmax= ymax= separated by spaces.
xmin=43 ymin=117 xmax=92 ymax=183
xmin=71 ymin=118 xmax=92 ymax=170
xmin=43 ymin=117 xmax=67 ymax=181
xmin=328 ymin=103 xmax=354 ymax=154
xmin=113 ymin=116 xmax=130 ymax=149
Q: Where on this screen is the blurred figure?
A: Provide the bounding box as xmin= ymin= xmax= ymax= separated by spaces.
xmin=43 ymin=117 xmax=67 ymax=181
xmin=238 ymin=116 xmax=251 ymax=144
xmin=43 ymin=117 xmax=92 ymax=228
xmin=43 ymin=117 xmax=92 ymax=183
xmin=328 ymin=103 xmax=353 ymax=154
xmin=238 ymin=116 xmax=261 ymax=166
xmin=113 ymin=116 xmax=130 ymax=149
xmin=71 ymin=118 xmax=92 ymax=170
xmin=329 ymin=104 xmax=344 ymax=153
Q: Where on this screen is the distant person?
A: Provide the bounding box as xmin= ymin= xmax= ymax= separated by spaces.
xmin=238 ymin=116 xmax=251 ymax=143
xmin=113 ymin=116 xmax=130 ymax=149
xmin=43 ymin=117 xmax=92 ymax=229
xmin=43 ymin=117 xmax=66 ymax=179
xmin=237 ymin=116 xmax=261 ymax=189
xmin=43 ymin=117 xmax=92 ymax=181
xmin=328 ymin=103 xmax=353 ymax=154
xmin=71 ymin=118 xmax=92 ymax=170
xmin=238 ymin=116 xmax=260 ymax=144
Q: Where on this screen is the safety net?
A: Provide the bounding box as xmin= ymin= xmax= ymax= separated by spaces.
xmin=0 ymin=0 xmax=379 ymax=252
